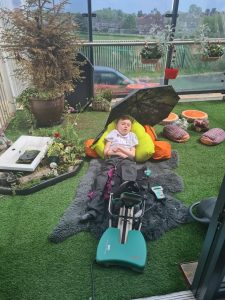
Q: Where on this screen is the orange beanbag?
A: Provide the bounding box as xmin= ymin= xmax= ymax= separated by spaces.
xmin=144 ymin=125 xmax=172 ymax=160
xmin=153 ymin=141 xmax=172 ymax=160
xmin=144 ymin=125 xmax=157 ymax=141
xmin=84 ymin=139 xmax=99 ymax=158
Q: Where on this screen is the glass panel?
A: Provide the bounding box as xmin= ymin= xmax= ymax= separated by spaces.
xmin=0 ymin=0 xmax=23 ymax=8
xmin=3 ymin=0 xmax=225 ymax=93
xmin=88 ymin=1 xmax=175 ymax=87
xmin=169 ymin=1 xmax=225 ymax=91
xmin=65 ymin=1 xmax=88 ymax=40
xmin=177 ymin=1 xmax=225 ymax=39
xmin=92 ymin=0 xmax=173 ymax=40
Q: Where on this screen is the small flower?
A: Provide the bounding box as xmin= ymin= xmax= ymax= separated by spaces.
xmin=68 ymin=106 xmax=76 ymax=113
xmin=53 ymin=132 xmax=61 ymax=138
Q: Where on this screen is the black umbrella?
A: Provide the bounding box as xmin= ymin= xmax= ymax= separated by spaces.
xmin=106 ymin=85 xmax=180 ymax=127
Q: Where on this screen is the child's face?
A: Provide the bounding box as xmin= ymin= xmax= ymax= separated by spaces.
xmin=116 ymin=119 xmax=132 ymax=135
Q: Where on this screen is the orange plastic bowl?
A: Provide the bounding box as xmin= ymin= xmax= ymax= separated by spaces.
xmin=161 ymin=112 xmax=179 ymax=125
xmin=181 ymin=110 xmax=208 ymax=122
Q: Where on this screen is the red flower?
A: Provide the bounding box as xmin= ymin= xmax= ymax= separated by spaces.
xmin=53 ymin=132 xmax=61 ymax=138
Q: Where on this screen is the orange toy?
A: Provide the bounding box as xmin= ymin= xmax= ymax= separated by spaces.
xmin=84 ymin=139 xmax=99 ymax=158
xmin=181 ymin=110 xmax=208 ymax=122
xmin=161 ymin=112 xmax=179 ymax=125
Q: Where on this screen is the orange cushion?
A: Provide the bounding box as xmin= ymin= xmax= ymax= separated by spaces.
xmin=200 ymin=128 xmax=225 ymax=145
xmin=144 ymin=125 xmax=157 ymax=141
xmin=144 ymin=125 xmax=172 ymax=160
xmin=152 ymin=141 xmax=172 ymax=160
xmin=84 ymin=139 xmax=99 ymax=158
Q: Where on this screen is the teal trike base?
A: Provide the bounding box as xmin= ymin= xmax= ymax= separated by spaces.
xmin=96 ymin=186 xmax=147 ymax=272
xmin=96 ymin=227 xmax=147 ymax=272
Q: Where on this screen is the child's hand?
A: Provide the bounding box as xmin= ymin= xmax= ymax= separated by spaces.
xmin=114 ymin=146 xmax=125 ymax=152
xmin=116 ymin=151 xmax=128 ymax=158
xmin=112 ymin=146 xmax=119 ymax=152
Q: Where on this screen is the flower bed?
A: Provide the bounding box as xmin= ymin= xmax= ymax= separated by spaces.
xmin=0 ymin=125 xmax=85 ymax=194
xmin=0 ymin=160 xmax=83 ymax=195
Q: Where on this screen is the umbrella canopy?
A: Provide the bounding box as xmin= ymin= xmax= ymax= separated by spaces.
xmin=106 ymin=85 xmax=180 ymax=127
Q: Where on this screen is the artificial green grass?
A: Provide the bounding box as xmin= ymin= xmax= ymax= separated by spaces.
xmin=1 ymin=100 xmax=225 ymax=300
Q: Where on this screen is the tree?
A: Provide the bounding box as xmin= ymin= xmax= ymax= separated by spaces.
xmin=203 ymin=14 xmax=224 ymax=37
xmin=73 ymin=13 xmax=88 ymax=33
xmin=189 ymin=4 xmax=202 ymax=16
xmin=122 ymin=14 xmax=136 ymax=30
xmin=0 ymin=0 xmax=81 ymax=96
xmin=0 ymin=0 xmax=82 ymax=126
xmin=137 ymin=10 xmax=144 ymax=17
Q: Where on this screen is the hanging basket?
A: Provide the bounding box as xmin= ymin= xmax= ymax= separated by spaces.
xmin=141 ymin=57 xmax=160 ymax=64
xmin=200 ymin=55 xmax=221 ymax=62
xmin=164 ymin=68 xmax=179 ymax=80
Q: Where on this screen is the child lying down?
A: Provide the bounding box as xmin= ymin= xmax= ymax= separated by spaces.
xmin=79 ymin=115 xmax=138 ymax=222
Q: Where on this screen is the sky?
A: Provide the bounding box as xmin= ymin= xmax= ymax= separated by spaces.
xmin=3 ymin=0 xmax=225 ymax=14
xmin=66 ymin=0 xmax=225 ymax=14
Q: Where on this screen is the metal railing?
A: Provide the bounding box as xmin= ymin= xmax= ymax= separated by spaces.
xmin=81 ymin=40 xmax=225 ymax=94
xmin=0 ymin=39 xmax=225 ymax=131
xmin=80 ymin=39 xmax=225 ymax=73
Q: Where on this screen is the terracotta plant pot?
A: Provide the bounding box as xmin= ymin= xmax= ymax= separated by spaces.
xmin=164 ymin=68 xmax=179 ymax=80
xmin=141 ymin=57 xmax=160 ymax=64
xmin=200 ymin=55 xmax=221 ymax=62
xmin=29 ymin=95 xmax=65 ymax=127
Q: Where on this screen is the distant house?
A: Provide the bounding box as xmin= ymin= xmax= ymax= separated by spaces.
xmin=93 ymin=19 xmax=122 ymax=33
xmin=92 ymin=11 xmax=165 ymax=35
xmin=176 ymin=12 xmax=201 ymax=38
xmin=137 ymin=14 xmax=164 ymax=35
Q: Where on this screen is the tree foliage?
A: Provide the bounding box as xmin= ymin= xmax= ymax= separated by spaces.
xmin=0 ymin=0 xmax=81 ymax=98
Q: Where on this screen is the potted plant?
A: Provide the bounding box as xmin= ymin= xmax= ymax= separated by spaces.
xmin=140 ymin=42 xmax=164 ymax=64
xmin=201 ymin=42 xmax=224 ymax=61
xmin=0 ymin=0 xmax=81 ymax=127
xmin=164 ymin=45 xmax=179 ymax=80
xmin=164 ymin=67 xmax=179 ymax=79
xmin=140 ymin=25 xmax=173 ymax=65
xmin=92 ymin=89 xmax=112 ymax=112
xmin=47 ymin=141 xmax=64 ymax=163
xmin=196 ymin=24 xmax=224 ymax=62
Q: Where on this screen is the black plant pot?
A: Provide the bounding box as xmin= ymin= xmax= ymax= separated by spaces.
xmin=48 ymin=156 xmax=60 ymax=164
